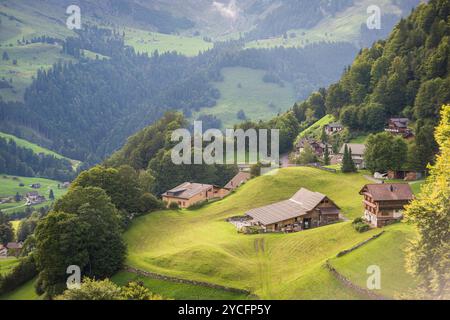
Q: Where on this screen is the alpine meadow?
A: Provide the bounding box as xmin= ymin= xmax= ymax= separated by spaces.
xmin=0 ymin=0 xmax=448 ymax=309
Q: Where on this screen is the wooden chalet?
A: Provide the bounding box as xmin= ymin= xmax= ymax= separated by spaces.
xmin=162 ymin=182 xmax=229 ymax=208
xmin=324 ymin=122 xmax=344 ymax=135
xmin=295 ymin=138 xmax=331 ymax=158
xmin=385 ymin=118 xmax=413 ymax=138
xmin=224 ymin=172 xmax=251 ymax=191
xmin=246 ymin=188 xmax=340 ymax=232
xmin=359 ymin=183 xmax=414 ymax=227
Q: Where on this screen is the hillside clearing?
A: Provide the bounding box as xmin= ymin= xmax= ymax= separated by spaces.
xmin=125 ymin=167 xmax=381 ymax=299
xmin=124 ymin=28 xmax=213 ymax=57
xmin=0 ymin=258 xmax=19 ymax=276
xmin=0 ymin=132 xmax=81 ymax=169
xmin=192 ymin=67 xmax=296 ymax=128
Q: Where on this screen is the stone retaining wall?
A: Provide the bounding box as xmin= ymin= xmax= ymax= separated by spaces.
xmin=336 ymin=231 xmax=385 ymax=257
xmin=324 ymin=261 xmax=389 ymax=300
xmin=125 ymin=266 xmax=257 ymax=299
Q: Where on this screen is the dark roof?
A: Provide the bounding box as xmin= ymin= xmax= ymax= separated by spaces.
xmin=389 ymin=118 xmax=409 ymax=129
xmin=359 ymin=183 xmax=414 ymax=201
xmin=6 ymin=242 xmax=23 ymax=249
xmin=326 ymin=122 xmax=343 ymax=129
xmin=224 ymin=172 xmax=251 ymax=189
xmin=162 ymin=182 xmax=213 ymax=199
xmin=246 ymin=188 xmax=336 ymax=225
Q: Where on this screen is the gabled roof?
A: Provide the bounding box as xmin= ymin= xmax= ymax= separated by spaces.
xmin=326 ymin=122 xmax=343 ymax=129
xmin=339 ymin=143 xmax=366 ymax=156
xmin=224 ymin=172 xmax=251 ymax=189
xmin=6 ymin=242 xmax=23 ymax=249
xmin=359 ymin=183 xmax=414 ymax=201
xmin=246 ymin=188 xmax=334 ymax=225
xmin=290 ymin=188 xmax=326 ymax=211
xmin=162 ymin=182 xmax=213 ymax=200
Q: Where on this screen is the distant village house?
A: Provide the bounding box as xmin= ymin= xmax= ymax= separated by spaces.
xmin=0 ymin=244 xmax=7 ymax=258
xmin=295 ymin=138 xmax=332 ymax=159
xmin=224 ymin=172 xmax=251 ymax=191
xmin=385 ymin=118 xmax=413 ymax=138
xmin=387 ymin=169 xmax=424 ymax=181
xmin=25 ymin=191 xmax=46 ymax=206
xmin=324 ymin=122 xmax=344 ymax=135
xmin=338 ymin=143 xmax=366 ymax=169
xmin=360 ymin=183 xmax=414 ymax=227
xmin=5 ymin=242 xmax=23 ymax=257
xmin=245 ymin=188 xmax=340 ymax=232
xmin=162 ymin=182 xmax=230 ymax=209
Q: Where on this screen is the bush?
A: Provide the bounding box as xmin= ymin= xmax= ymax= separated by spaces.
xmin=138 ymin=193 xmax=163 ymax=214
xmin=187 ymin=200 xmax=208 ymax=210
xmin=352 ymin=217 xmax=364 ymax=225
xmin=168 ymin=202 xmax=179 ymax=210
xmin=353 ymin=221 xmax=370 ymax=233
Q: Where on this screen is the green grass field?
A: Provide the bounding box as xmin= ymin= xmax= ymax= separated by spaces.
xmin=0 ymin=132 xmax=81 ymax=169
xmin=329 ymin=223 xmax=418 ymax=299
xmin=0 ymin=175 xmax=67 ymax=214
xmin=112 ymin=271 xmax=250 ymax=300
xmin=297 ymin=114 xmax=335 ymax=141
xmin=0 ymin=43 xmax=75 ymax=101
xmin=193 ymin=67 xmax=296 ymax=128
xmin=124 ymin=167 xmax=387 ymax=299
xmin=0 ymin=278 xmax=41 ymax=300
xmin=124 ymin=28 xmax=213 ymax=57
xmin=0 ymin=258 xmax=19 ymax=276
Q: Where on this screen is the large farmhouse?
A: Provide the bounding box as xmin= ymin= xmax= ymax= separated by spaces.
xmin=360 ymin=183 xmax=414 ymax=227
xmin=245 ymin=188 xmax=340 ymax=232
xmin=162 ymin=182 xmax=229 ymax=208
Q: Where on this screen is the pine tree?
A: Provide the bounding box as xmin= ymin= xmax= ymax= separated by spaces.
xmin=323 ymin=144 xmax=330 ymax=165
xmin=14 ymin=192 xmax=21 ymax=202
xmin=348 ymin=147 xmax=357 ymax=172
xmin=49 ymin=189 xmax=55 ymax=201
xmin=341 ymin=144 xmax=350 ymax=172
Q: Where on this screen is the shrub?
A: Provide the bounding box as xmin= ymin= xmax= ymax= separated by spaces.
xmin=352 ymin=217 xmax=364 ymax=225
xmin=353 ymin=222 xmax=370 ymax=233
xmin=168 ymin=202 xmax=179 ymax=210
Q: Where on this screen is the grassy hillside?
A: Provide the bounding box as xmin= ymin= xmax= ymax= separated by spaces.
xmin=0 ymin=278 xmax=41 ymax=300
xmin=124 ymin=28 xmax=213 ymax=57
xmin=124 ymin=167 xmax=383 ymax=299
xmin=112 ymin=271 xmax=250 ymax=300
xmin=193 ymin=67 xmax=297 ymax=128
xmin=329 ymin=223 xmax=418 ymax=298
xmin=297 ymin=114 xmax=335 ymax=140
xmin=0 ymin=258 xmax=19 ymax=276
xmin=245 ymin=0 xmax=404 ymax=49
xmin=0 ymin=132 xmax=81 ymax=170
xmin=0 ymin=175 xmax=67 ymax=214
xmin=0 ymin=43 xmax=75 ymax=101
